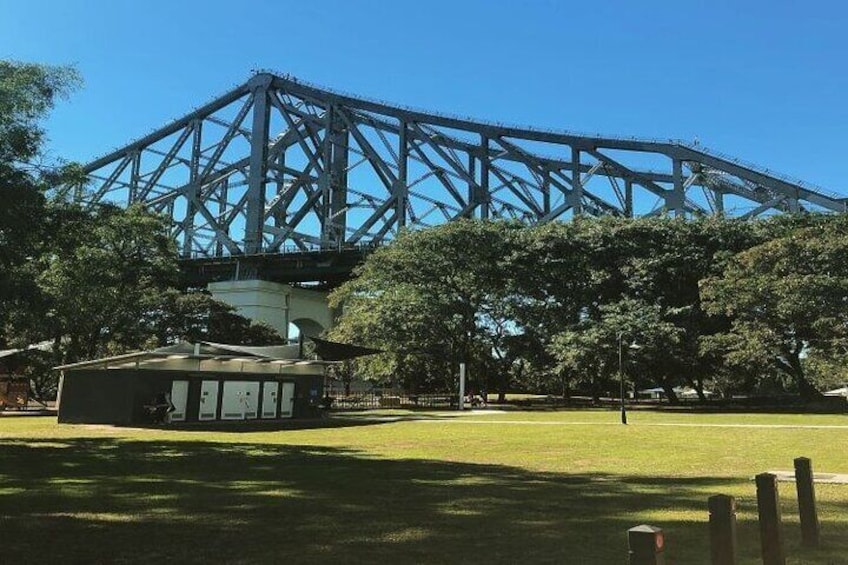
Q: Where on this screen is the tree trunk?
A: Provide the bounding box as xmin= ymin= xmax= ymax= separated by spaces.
xmin=785 ymin=352 xmax=823 ymax=400
xmin=51 ymin=334 xmax=63 ymax=368
xmin=686 ymin=375 xmax=707 ymax=402
xmin=590 ymin=377 xmax=602 ymax=404
xmin=661 ymin=382 xmax=680 ymax=405
xmin=796 ymin=375 xmax=822 ymax=400
xmin=561 ymin=374 xmax=571 ymax=404
xmin=497 ymin=367 xmax=508 ymax=403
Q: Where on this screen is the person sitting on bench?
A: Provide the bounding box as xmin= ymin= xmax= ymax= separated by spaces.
xmin=145 ymin=392 xmax=175 ymax=424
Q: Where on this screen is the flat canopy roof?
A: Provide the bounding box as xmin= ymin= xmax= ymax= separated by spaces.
xmin=0 ymin=341 xmax=52 ymax=361
xmin=55 ymin=341 xmax=334 ymax=373
xmin=55 ymin=337 xmax=381 ymax=373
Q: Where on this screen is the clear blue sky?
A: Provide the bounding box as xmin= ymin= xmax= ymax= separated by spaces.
xmin=2 ymin=0 xmax=847 ymax=194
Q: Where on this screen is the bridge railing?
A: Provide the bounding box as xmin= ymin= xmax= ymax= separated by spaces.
xmin=323 ymin=391 xmax=458 ymax=410
xmin=182 ymin=240 xmax=382 ymax=260
xmin=680 ymin=142 xmax=845 ymax=200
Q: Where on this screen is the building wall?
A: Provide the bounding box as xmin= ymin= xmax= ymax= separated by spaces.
xmin=57 ymin=370 xmax=136 ymax=424
xmin=58 ymin=369 xmax=325 ymax=425
xmin=0 ymin=378 xmax=30 ymax=409
xmin=208 ymin=280 xmax=333 ymax=339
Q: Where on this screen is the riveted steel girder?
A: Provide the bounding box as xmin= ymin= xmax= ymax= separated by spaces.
xmin=72 ymin=72 xmax=847 ymax=259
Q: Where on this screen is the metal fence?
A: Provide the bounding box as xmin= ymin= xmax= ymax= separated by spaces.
xmin=324 ymin=391 xmax=458 ymax=410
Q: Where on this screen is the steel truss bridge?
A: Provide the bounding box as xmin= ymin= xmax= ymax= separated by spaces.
xmin=73 ymin=72 xmax=846 ymax=281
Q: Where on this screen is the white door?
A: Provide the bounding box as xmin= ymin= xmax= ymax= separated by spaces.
xmin=222 ymin=381 xmax=247 ymax=420
xmin=169 ymin=380 xmax=189 ymax=422
xmin=199 ymin=380 xmax=219 ymax=421
xmin=261 ymin=382 xmax=279 ymax=419
xmin=243 ymin=382 xmax=260 ymax=419
xmin=280 ymin=382 xmax=295 ymax=418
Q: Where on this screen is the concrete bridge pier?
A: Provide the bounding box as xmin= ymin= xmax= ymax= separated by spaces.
xmin=208 ymin=280 xmax=333 ymax=341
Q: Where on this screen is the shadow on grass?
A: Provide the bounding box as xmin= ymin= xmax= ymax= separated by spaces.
xmin=147 ymin=417 xmax=388 ymax=433
xmin=513 ymin=399 xmax=848 ymax=416
xmin=125 ymin=411 xmax=469 ymax=433
xmin=0 ymin=438 xmax=845 ymax=564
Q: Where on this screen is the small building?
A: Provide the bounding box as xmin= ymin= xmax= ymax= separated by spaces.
xmin=636 ymin=387 xmax=676 ymax=400
xmin=678 ymin=387 xmax=715 ymax=400
xmin=0 ymin=341 xmax=52 ymax=410
xmin=0 ymin=378 xmax=28 ymax=410
xmin=824 ymin=386 xmax=848 ymax=398
xmin=56 ymin=342 xmax=333 ymax=425
xmin=635 ymin=386 xmax=714 ymax=400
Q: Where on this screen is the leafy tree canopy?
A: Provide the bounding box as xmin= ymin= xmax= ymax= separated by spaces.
xmin=0 ymin=61 xmax=81 ymax=318
xmin=329 ymin=220 xmax=520 ymax=395
xmin=701 ymin=215 xmax=848 ymax=398
xmin=0 ymin=61 xmax=283 ymax=399
xmin=332 ymin=213 xmax=848 ymax=402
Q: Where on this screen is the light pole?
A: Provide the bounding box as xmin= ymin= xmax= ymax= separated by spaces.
xmin=618 ymin=333 xmax=641 ymax=425
xmin=458 ymin=362 xmax=466 ymax=411
xmin=618 ymin=332 xmax=627 ymax=425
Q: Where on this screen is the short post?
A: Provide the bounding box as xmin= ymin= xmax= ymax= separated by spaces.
xmin=755 ymin=473 xmax=786 ymax=565
xmin=458 ymin=362 xmax=466 ymax=411
xmin=627 ymin=524 xmax=665 ymax=565
xmin=793 ymin=457 xmax=820 ymax=547
xmin=708 ymin=494 xmax=738 ymax=565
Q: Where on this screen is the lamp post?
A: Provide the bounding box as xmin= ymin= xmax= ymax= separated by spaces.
xmin=458 ymin=362 xmax=466 ymax=411
xmin=618 ymin=332 xmax=627 ymax=425
xmin=618 ymin=333 xmax=641 ymax=425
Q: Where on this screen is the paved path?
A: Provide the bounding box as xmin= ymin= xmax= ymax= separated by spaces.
xmin=767 ymin=470 xmax=848 ymax=484
xmin=0 ymin=409 xmax=55 ymax=417
xmin=417 ymin=419 xmax=848 ymax=430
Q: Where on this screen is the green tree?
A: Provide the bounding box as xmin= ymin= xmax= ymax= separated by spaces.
xmin=33 ymin=204 xmax=180 ymax=363
xmin=1 ymin=62 xmax=286 ymax=401
xmin=0 ymin=60 xmax=80 ymax=165
xmin=701 ymin=215 xmax=848 ymax=399
xmin=14 ymin=203 xmax=284 ymax=399
xmin=329 ymin=284 xmax=450 ymax=392
xmin=508 ymin=221 xmax=591 ymax=395
xmin=151 ymin=289 xmax=284 ymax=346
xmin=329 ymin=220 xmax=520 ymax=396
xmin=550 ymin=298 xmax=684 ymax=401
xmin=516 ymin=216 xmax=758 ymax=401
xmin=0 ymin=61 xmax=80 ymax=336
xmin=615 ymin=217 xmax=761 ymax=399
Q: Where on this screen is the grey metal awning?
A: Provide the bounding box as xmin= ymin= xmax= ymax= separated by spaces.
xmin=0 ymin=341 xmax=53 ymax=360
xmin=54 ymin=341 xmax=335 ymax=372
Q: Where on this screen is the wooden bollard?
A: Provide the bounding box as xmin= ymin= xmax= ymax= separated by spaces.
xmin=755 ymin=473 xmax=786 ymax=565
xmin=708 ymin=494 xmax=738 ymax=565
xmin=627 ymin=524 xmax=665 ymax=565
xmin=794 ymin=457 xmax=821 ymax=547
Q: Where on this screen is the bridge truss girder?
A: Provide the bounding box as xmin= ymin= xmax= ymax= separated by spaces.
xmin=72 ymin=72 xmax=847 ymax=258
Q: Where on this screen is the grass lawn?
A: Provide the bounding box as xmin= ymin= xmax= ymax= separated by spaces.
xmin=1 ymin=409 xmax=847 ymax=564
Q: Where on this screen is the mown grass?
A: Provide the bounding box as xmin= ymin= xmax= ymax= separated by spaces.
xmin=0 ymin=410 xmax=846 ymax=564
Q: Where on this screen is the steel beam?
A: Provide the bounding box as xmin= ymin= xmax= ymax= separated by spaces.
xmin=245 ymin=75 xmax=271 ymax=254
xmin=73 ymin=71 xmax=846 ymax=265
xmin=182 ymin=119 xmax=203 ymax=257
xmin=672 ymin=158 xmax=684 ymax=217
xmin=329 ymin=113 xmax=349 ymax=246
xmin=480 ymin=135 xmax=490 ymax=219
xmin=571 ymin=146 xmax=583 ymax=215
